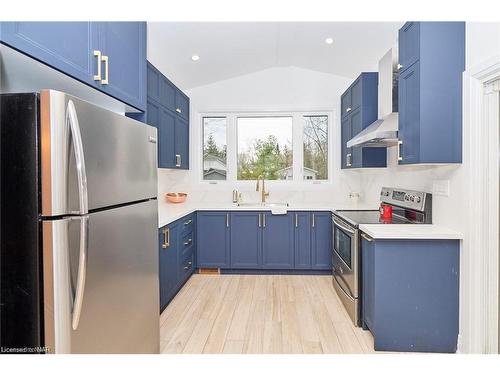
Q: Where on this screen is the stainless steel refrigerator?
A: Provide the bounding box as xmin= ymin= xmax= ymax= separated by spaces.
xmin=0 ymin=90 xmax=159 ymax=353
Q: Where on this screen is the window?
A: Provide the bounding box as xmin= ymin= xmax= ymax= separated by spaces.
xmin=200 ymin=112 xmax=330 ymax=183
xmin=303 ymin=115 xmax=328 ymax=180
xmin=237 ymin=117 xmax=293 ymax=180
xmin=203 ymin=117 xmax=227 ymax=180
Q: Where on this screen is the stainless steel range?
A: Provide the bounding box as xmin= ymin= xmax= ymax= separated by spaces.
xmin=331 ymin=187 xmax=432 ymax=326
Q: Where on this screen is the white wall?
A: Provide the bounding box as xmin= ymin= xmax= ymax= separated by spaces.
xmin=158 ymin=66 xmax=363 ymax=206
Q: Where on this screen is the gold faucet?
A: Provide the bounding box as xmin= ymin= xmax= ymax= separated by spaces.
xmin=256 ymin=175 xmax=269 ymax=204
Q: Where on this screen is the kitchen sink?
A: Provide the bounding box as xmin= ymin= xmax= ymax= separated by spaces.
xmin=236 ymin=202 xmax=289 ymax=214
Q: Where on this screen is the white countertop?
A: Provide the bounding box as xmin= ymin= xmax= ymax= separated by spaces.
xmin=359 ymin=224 xmax=463 ymax=240
xmin=158 ymin=200 xmax=375 ymax=228
xmin=158 ymin=200 xmax=463 ymax=240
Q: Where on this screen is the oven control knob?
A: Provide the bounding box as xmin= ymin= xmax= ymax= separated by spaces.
xmin=410 ymin=196 xmax=415 ymax=202
xmin=416 ymin=196 xmax=421 ymax=203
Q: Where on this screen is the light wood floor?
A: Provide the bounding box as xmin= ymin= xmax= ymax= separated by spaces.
xmin=160 ymin=274 xmax=377 ymax=354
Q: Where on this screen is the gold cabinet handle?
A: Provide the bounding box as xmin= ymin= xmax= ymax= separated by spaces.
xmin=162 ymin=228 xmax=170 ymax=249
xmin=397 ymin=140 xmax=403 ymax=161
xmin=312 ymin=213 xmax=315 ymax=228
xmin=175 ymin=154 xmax=181 ymax=167
xmin=101 ymin=55 xmax=109 ymax=85
xmin=175 ymin=108 xmax=182 ymax=114
xmin=93 ymin=50 xmax=102 ymax=81
xmin=295 ymin=213 xmax=298 ymax=228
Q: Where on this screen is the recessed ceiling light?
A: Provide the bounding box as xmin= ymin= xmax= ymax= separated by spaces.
xmin=325 ymin=37 xmax=334 ymax=45
xmin=191 ymin=55 xmax=200 ymax=61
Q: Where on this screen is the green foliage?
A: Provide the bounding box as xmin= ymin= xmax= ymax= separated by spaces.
xmin=204 ymin=134 xmax=226 ymax=161
xmin=238 ymin=135 xmax=292 ymax=180
xmin=303 ymin=116 xmax=328 ymax=179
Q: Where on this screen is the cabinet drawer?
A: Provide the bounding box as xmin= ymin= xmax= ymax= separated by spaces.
xmin=181 ymin=231 xmax=194 ymax=255
xmin=180 ymin=214 xmax=194 ymax=234
xmin=180 ymin=253 xmax=195 ymax=281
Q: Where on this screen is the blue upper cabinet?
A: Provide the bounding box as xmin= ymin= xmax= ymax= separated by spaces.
xmin=230 ymin=212 xmax=262 ymax=268
xmin=0 ymin=22 xmax=100 ymax=87
xmin=397 ymin=22 xmax=465 ymax=164
xmin=340 ymin=72 xmax=387 ymax=169
xmin=0 ymin=22 xmax=147 ymax=111
xmin=96 ymin=22 xmax=146 ymax=111
xmin=196 ymin=212 xmax=230 ymax=268
xmin=262 ymin=213 xmax=294 ymax=269
xmin=146 ymin=62 xmax=190 ymax=170
xmin=398 ymin=22 xmax=420 ymax=71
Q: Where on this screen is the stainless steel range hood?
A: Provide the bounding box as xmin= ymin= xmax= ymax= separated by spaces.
xmin=347 ymin=46 xmax=399 ymax=148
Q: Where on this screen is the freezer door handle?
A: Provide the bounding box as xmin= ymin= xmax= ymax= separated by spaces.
xmin=72 ymin=216 xmax=89 ymax=330
xmin=67 ymin=100 xmax=89 ymax=215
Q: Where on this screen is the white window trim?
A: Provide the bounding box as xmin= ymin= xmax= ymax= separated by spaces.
xmin=199 ymin=110 xmax=335 ymax=188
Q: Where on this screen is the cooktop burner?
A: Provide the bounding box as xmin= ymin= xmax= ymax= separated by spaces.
xmin=334 ymin=210 xmax=413 ymax=227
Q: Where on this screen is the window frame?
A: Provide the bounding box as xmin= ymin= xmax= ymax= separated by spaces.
xmin=198 ymin=110 xmax=334 ymax=187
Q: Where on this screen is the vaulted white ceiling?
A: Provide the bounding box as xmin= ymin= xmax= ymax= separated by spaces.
xmin=147 ymin=22 xmax=403 ymax=90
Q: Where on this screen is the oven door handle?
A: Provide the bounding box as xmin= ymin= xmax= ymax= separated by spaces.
xmin=333 ymin=272 xmax=355 ymax=302
xmin=333 ymin=216 xmax=355 ymax=235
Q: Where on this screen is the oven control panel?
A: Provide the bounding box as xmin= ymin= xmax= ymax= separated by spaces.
xmin=380 ymin=187 xmax=430 ymax=212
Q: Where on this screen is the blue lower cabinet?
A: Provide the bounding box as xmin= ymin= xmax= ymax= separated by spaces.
xmin=311 ymin=212 xmax=333 ymax=270
xmin=262 ymin=213 xmax=294 ymax=269
xmin=230 ymin=212 xmax=262 ymax=268
xmin=293 ymin=212 xmax=312 ymax=269
xmin=159 ymin=213 xmax=196 ymax=311
xmin=361 ymin=236 xmax=375 ymax=331
xmin=159 ymin=222 xmax=179 ymax=310
xmin=196 ymin=212 xmax=230 ymax=268
xmin=361 ymin=236 xmax=460 ymax=353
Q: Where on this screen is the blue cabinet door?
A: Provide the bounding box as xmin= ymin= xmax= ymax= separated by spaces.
xmin=159 ymin=108 xmax=176 ymax=168
xmin=175 ymin=91 xmax=190 ymax=120
xmin=196 ymin=212 xmax=230 ymax=268
xmin=175 ymin=117 xmax=189 ymax=169
xmin=293 ymin=212 xmax=312 ymax=269
xmin=262 ymin=213 xmax=294 ymax=269
xmin=398 ymin=22 xmax=420 ymax=72
xmin=361 ymin=236 xmax=375 ymax=330
xmin=341 ymin=90 xmax=351 ymax=118
xmin=230 ymin=212 xmax=262 ymax=269
xmin=350 ymin=77 xmax=362 ymax=112
xmin=159 ymin=223 xmax=179 ymax=310
xmin=146 ymin=100 xmax=175 ymax=168
xmin=398 ymin=61 xmax=420 ymax=164
xmin=341 ymin=116 xmax=351 ymax=169
xmin=311 ymin=212 xmax=332 ymax=270
xmin=349 ymin=108 xmax=363 ymax=168
xmin=0 ymin=22 xmax=100 ymax=86
xmin=97 ymin=22 xmax=146 ymax=111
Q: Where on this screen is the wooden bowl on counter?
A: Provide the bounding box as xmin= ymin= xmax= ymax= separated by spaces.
xmin=165 ymin=192 xmax=188 ymax=204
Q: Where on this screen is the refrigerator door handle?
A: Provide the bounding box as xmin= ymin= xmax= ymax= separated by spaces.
xmin=72 ymin=215 xmax=89 ymax=330
xmin=66 ymin=100 xmax=88 ymax=215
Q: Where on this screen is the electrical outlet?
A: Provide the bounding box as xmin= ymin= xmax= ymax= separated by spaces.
xmin=432 ymin=180 xmax=450 ymax=197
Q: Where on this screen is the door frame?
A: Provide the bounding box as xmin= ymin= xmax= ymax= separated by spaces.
xmin=462 ymin=55 xmax=500 ymax=353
